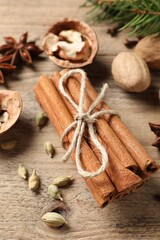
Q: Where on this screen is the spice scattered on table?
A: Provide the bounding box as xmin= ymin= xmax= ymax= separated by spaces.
xmin=44 ymin=142 xmax=55 ymax=158
xmin=106 ymin=24 xmax=123 ymax=37
xmin=0 ymin=139 xmax=17 ymax=150
xmin=124 ymin=38 xmax=139 ymax=49
xmin=36 ymin=112 xmax=48 ymax=129
xmin=41 ymin=212 xmax=67 ymax=228
xmin=0 ymin=56 xmax=16 ymax=84
xmin=0 ymin=32 xmax=43 ymax=66
xmin=18 ymin=164 xmax=28 ymax=180
xmin=28 ymin=169 xmax=40 ymax=191
xmin=52 ymin=176 xmax=73 ymax=187
xmin=48 ymin=184 xmax=63 ymax=201
xmin=149 ymin=122 xmax=160 ymax=148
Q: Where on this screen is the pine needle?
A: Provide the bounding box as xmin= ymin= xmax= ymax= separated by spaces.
xmin=83 ymin=0 xmax=160 ymax=36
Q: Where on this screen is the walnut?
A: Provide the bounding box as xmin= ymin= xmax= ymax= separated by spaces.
xmin=135 ymin=34 xmax=160 ymax=70
xmin=111 ymin=52 xmax=151 ymax=92
xmin=42 ymin=18 xmax=98 ymax=68
xmin=0 ymin=90 xmax=22 ymax=134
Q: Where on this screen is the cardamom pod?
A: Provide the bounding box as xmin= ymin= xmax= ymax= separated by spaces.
xmin=44 ymin=142 xmax=55 ymax=158
xmin=18 ymin=164 xmax=28 ymax=179
xmin=48 ymin=184 xmax=63 ymax=201
xmin=0 ymin=140 xmax=17 ymax=150
xmin=41 ymin=212 xmax=67 ymax=227
xmin=36 ymin=112 xmax=48 ymax=128
xmin=28 ymin=169 xmax=40 ymax=191
xmin=52 ymin=175 xmax=73 ymax=187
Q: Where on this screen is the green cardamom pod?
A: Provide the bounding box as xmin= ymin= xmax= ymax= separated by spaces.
xmin=29 ymin=169 xmax=40 ymax=191
xmin=52 ymin=175 xmax=73 ymax=187
xmin=18 ymin=164 xmax=28 ymax=179
xmin=0 ymin=140 xmax=17 ymax=150
xmin=41 ymin=212 xmax=67 ymax=227
xmin=44 ymin=142 xmax=55 ymax=158
xmin=36 ymin=112 xmax=48 ymax=128
xmin=48 ymin=184 xmax=63 ymax=201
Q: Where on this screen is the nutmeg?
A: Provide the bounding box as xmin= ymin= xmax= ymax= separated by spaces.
xmin=111 ymin=52 xmax=151 ymax=92
xmin=42 ymin=18 xmax=98 ymax=68
xmin=135 ymin=34 xmax=160 ymax=70
xmin=0 ymin=90 xmax=22 ymax=134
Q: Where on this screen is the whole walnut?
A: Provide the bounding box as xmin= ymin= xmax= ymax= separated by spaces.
xmin=111 ymin=52 xmax=151 ymax=92
xmin=135 ymin=35 xmax=160 ymax=70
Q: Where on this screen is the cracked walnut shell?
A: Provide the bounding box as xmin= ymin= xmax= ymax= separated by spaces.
xmin=42 ymin=18 xmax=98 ymax=68
xmin=0 ymin=90 xmax=22 ymax=134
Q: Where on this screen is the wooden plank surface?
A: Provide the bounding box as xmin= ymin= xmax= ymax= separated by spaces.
xmin=0 ymin=1 xmax=159 ymax=239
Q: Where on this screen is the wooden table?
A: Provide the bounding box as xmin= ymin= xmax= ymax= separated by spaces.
xmin=0 ymin=1 xmax=159 ymax=239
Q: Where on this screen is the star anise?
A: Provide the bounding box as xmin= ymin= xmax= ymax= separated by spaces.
xmin=149 ymin=122 xmax=160 ymax=148
xmin=0 ymin=55 xmax=16 ymax=83
xmin=0 ymin=32 xmax=43 ymax=65
xmin=124 ymin=39 xmax=139 ymax=49
xmin=106 ymin=23 xmax=124 ymax=37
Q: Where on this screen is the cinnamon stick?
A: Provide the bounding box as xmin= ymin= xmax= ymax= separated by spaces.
xmin=51 ymin=71 xmax=143 ymax=193
xmin=33 ymin=75 xmax=116 ymax=207
xmin=89 ymin=135 xmax=144 ymax=192
xmin=53 ymin=70 xmax=138 ymax=173
xmin=89 ymin=136 xmax=143 ymax=193
xmin=84 ymin=75 xmax=159 ymax=174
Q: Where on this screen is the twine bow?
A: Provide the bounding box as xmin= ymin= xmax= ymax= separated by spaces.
xmin=59 ymin=69 xmax=119 ymax=178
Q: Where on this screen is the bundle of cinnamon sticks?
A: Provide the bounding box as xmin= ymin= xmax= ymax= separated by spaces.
xmin=33 ymin=69 xmax=159 ymax=207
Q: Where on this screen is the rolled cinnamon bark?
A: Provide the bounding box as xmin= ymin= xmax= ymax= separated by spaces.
xmin=84 ymin=75 xmax=159 ymax=175
xmin=113 ymin=189 xmax=130 ymax=200
xmin=89 ymin=135 xmax=144 ymax=192
xmin=33 ymin=75 xmax=116 ymax=207
xmin=51 ymin=71 xmax=143 ymax=193
xmin=52 ymin=70 xmax=138 ymax=173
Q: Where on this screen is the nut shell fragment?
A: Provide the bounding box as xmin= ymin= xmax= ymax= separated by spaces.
xmin=42 ymin=18 xmax=98 ymax=68
xmin=0 ymin=90 xmax=22 ymax=134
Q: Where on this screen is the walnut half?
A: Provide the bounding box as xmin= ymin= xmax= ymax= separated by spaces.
xmin=42 ymin=18 xmax=98 ymax=68
xmin=0 ymin=90 xmax=22 ymax=134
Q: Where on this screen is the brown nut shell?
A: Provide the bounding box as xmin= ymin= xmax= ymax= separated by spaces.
xmin=0 ymin=90 xmax=22 ymax=134
xmin=111 ymin=52 xmax=151 ymax=93
xmin=134 ymin=35 xmax=160 ymax=70
xmin=42 ymin=18 xmax=98 ymax=68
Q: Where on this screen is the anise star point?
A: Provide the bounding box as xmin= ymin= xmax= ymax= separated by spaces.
xmin=149 ymin=122 xmax=160 ymax=148
xmin=0 ymin=55 xmax=16 ymax=83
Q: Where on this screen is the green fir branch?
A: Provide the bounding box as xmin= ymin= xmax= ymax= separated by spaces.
xmin=82 ymin=0 xmax=160 ymax=36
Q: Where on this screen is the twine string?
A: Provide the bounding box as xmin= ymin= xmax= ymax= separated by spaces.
xmin=59 ymin=69 xmax=119 ymax=178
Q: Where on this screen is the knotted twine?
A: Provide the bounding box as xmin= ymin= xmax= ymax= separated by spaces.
xmin=59 ymin=69 xmax=119 ymax=178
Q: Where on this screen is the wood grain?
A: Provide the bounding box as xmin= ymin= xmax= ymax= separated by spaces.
xmin=0 ymin=1 xmax=159 ymax=240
